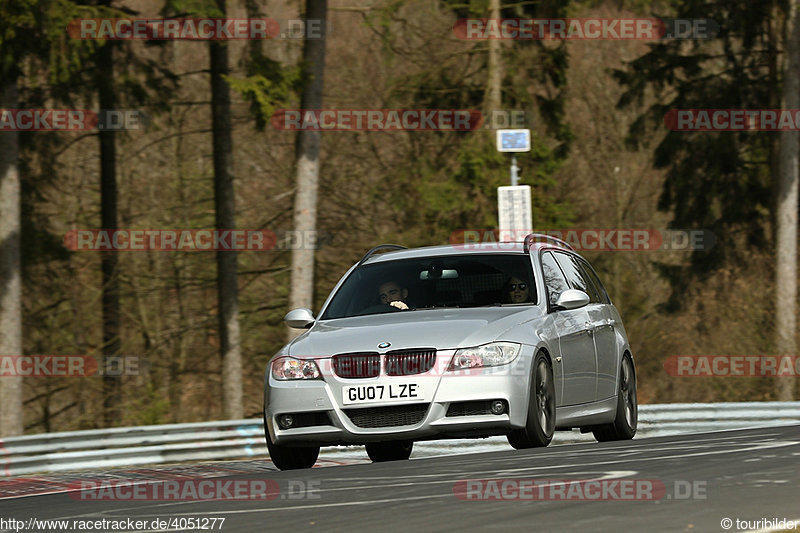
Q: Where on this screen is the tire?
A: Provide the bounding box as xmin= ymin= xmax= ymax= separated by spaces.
xmin=508 ymin=352 xmax=555 ymax=449
xmin=365 ymin=440 xmax=413 ymax=462
xmin=264 ymin=411 xmax=320 ymax=470
xmin=592 ymin=355 xmax=637 ymax=442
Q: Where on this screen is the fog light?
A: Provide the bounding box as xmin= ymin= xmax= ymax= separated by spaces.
xmin=278 ymin=414 xmax=294 ymax=429
xmin=490 ymin=400 xmax=506 ymax=415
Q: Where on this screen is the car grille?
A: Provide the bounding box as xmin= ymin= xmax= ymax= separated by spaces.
xmin=343 ymin=404 xmax=429 ymax=428
xmin=385 ymin=349 xmax=436 ymax=376
xmin=332 ymin=352 xmax=380 ymax=378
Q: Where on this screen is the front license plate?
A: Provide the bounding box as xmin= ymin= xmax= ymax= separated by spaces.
xmin=342 ymin=383 xmax=423 ymax=405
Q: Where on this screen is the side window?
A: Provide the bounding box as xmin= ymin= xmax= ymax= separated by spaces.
xmin=554 ymin=252 xmax=601 ymax=304
xmin=576 ymin=261 xmax=603 ymax=304
xmin=579 ymin=259 xmax=611 ymax=304
xmin=540 ymin=252 xmax=570 ymax=307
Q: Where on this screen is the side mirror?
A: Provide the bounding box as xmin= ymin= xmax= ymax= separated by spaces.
xmin=284 ymin=308 xmax=316 ymax=329
xmin=554 ymin=289 xmax=590 ymax=311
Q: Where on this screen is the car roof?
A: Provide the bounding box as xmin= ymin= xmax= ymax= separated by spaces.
xmin=360 ymin=241 xmax=576 ymax=265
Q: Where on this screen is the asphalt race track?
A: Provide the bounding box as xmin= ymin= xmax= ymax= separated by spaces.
xmin=2 ymin=426 xmax=799 ymax=533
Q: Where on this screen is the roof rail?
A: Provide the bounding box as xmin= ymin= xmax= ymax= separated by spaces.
xmin=357 ymin=244 xmax=407 ymax=266
xmin=523 ymin=233 xmax=575 ymax=253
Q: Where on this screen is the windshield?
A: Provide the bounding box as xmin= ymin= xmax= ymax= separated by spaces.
xmin=320 ymin=254 xmax=537 ymax=319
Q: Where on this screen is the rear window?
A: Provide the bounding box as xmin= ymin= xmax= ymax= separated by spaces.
xmin=321 ymin=254 xmax=536 ymax=319
xmin=578 ymin=258 xmax=611 ymax=304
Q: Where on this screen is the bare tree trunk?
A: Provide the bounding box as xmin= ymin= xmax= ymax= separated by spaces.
xmin=287 ymin=0 xmax=327 ymax=341
xmin=484 ymin=0 xmax=501 ymax=113
xmin=98 ymin=40 xmax=122 ymax=425
xmin=210 ymin=0 xmax=242 ymax=419
xmin=0 ymin=75 xmax=23 ymax=436
xmin=776 ymin=0 xmax=800 ymax=401
xmin=169 ymin=260 xmax=186 ymax=422
xmin=769 ymin=4 xmax=781 ymax=244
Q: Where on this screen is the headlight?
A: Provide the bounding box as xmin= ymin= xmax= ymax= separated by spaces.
xmin=448 ymin=342 xmax=521 ymax=371
xmin=271 ymin=357 xmax=322 ymax=380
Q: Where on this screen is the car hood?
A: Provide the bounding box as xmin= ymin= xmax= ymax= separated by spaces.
xmin=287 ymin=307 xmax=541 ymax=357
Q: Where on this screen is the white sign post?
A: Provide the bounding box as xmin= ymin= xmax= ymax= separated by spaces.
xmin=496 ymin=129 xmax=532 ymax=240
xmin=498 ymin=186 xmax=532 ymax=241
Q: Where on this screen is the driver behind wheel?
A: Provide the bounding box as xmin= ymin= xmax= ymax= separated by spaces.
xmin=378 ymin=281 xmax=409 ymax=310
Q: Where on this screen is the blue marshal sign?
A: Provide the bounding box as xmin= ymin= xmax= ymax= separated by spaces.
xmin=496 ymin=129 xmax=531 ymax=152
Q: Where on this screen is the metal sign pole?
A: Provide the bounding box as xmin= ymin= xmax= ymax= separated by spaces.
xmin=510 ymin=155 xmax=519 ymax=186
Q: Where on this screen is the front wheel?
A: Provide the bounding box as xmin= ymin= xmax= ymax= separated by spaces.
xmin=265 ymin=433 xmax=320 ymax=470
xmin=264 ymin=409 xmax=319 ymax=470
xmin=592 ymin=355 xmax=637 ymax=442
xmin=508 ymin=352 xmax=555 ymax=449
xmin=365 ymin=440 xmax=413 ymax=462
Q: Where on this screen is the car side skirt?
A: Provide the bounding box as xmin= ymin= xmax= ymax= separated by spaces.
xmin=554 ymin=396 xmax=617 ymax=429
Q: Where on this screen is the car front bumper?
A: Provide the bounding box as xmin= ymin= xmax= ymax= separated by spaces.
xmin=265 ymin=350 xmax=533 ymax=446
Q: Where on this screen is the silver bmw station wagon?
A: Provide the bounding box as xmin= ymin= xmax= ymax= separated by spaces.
xmin=264 ymin=234 xmax=637 ymax=470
